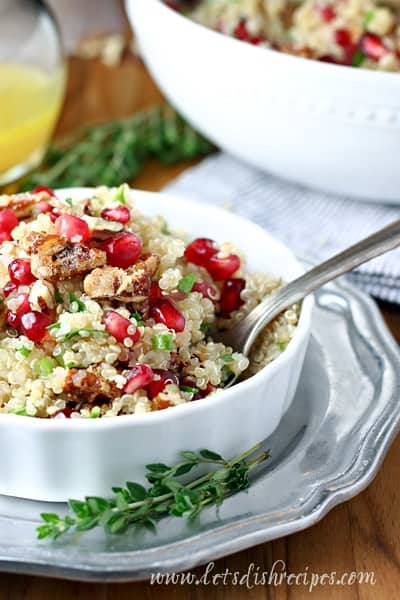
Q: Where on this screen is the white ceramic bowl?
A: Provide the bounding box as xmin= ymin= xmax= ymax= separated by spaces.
xmin=0 ymin=188 xmax=313 ymax=501
xmin=126 ymin=0 xmax=400 ymax=203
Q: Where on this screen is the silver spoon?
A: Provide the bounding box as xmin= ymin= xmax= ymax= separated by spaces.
xmin=214 ymin=220 xmax=400 ymax=365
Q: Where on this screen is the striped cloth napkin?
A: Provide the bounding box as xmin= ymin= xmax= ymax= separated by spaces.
xmin=165 ymin=153 xmax=400 ymax=304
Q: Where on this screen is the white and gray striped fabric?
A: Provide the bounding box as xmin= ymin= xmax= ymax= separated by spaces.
xmin=165 ymin=153 xmax=400 ymax=304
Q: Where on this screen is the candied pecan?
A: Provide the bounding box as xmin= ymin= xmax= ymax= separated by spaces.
xmin=83 ymin=254 xmax=160 ymax=302
xmin=63 ymin=368 xmax=119 ymax=404
xmin=30 ymin=235 xmax=106 ymax=281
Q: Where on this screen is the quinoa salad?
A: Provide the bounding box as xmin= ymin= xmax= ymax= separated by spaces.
xmin=0 ymin=185 xmax=298 ymax=419
xmin=172 ymin=0 xmax=400 ymax=71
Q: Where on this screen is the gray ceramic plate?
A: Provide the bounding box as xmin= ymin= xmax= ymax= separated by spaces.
xmin=0 ymin=277 xmax=399 ymax=582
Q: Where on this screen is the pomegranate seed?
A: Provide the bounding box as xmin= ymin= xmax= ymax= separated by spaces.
xmin=317 ymin=4 xmax=335 ymax=22
xmin=150 ymin=299 xmax=186 ymax=332
xmin=20 ymin=311 xmax=51 ymax=342
xmin=55 ymin=214 xmax=90 ymax=244
xmin=184 ymin=238 xmax=217 ymax=267
xmin=8 ymin=259 xmax=36 ymax=286
xmin=52 ymin=407 xmax=73 ymax=419
xmin=6 ymin=292 xmax=31 ymax=328
xmin=3 ymin=281 xmax=17 ymax=297
xmin=123 ymin=364 xmax=154 ymax=394
xmin=360 ymin=33 xmax=388 ymax=60
xmin=101 ymin=206 xmax=131 ymax=224
xmin=319 ymin=54 xmax=341 ymax=64
xmin=0 ymin=209 xmax=18 ymax=235
xmin=234 ymin=20 xmax=250 ymax=41
xmin=102 ymin=232 xmax=142 ymax=268
xmin=193 ymin=383 xmax=216 ymax=401
xmin=0 ymin=232 xmax=11 ymax=244
xmin=37 ymin=200 xmax=53 ymax=214
xmin=193 ymin=281 xmax=220 ymax=303
xmin=206 ymin=254 xmax=240 ymax=280
xmin=32 ymin=186 xmax=55 ymax=197
xmin=104 ymin=311 xmax=140 ymax=344
xmin=147 ymin=369 xmax=179 ymax=399
xmin=335 ymin=29 xmax=352 ymax=48
xmin=220 ymin=278 xmax=246 ymax=315
xmin=150 ymin=282 xmax=163 ymax=304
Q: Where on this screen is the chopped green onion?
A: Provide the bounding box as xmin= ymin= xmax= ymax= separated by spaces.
xmin=180 ymin=385 xmax=199 ymax=394
xmin=114 ymin=185 xmax=126 ymax=204
xmin=47 ymin=322 xmax=61 ymax=332
xmin=11 ymin=408 xmax=29 ymax=416
xmin=131 ymin=311 xmax=145 ymax=326
xmin=34 ymin=357 xmax=55 ymax=377
xmin=61 ymin=328 xmax=109 ymax=343
xmin=222 ymin=365 xmax=234 ymax=380
xmin=278 ymin=342 xmax=287 ymax=351
xmin=364 ymin=10 xmax=375 ymax=27
xmin=352 ymin=50 xmax=365 ymax=67
xmin=18 ymin=347 xmax=32 ymax=358
xmin=55 ymin=354 xmax=65 ymax=367
xmin=90 ymin=406 xmax=101 ymax=418
xmin=222 ymin=353 xmax=233 ymax=363
xmin=152 ymin=333 xmax=174 ymax=351
xmin=68 ymin=292 xmax=86 ymax=312
xmin=64 ymin=197 xmax=73 ymax=207
xmin=178 ymin=273 xmax=196 ymax=294
xmin=161 ymin=224 xmax=171 ymax=235
xmin=200 ymin=322 xmax=210 ymax=334
xmin=54 ymin=289 xmax=63 ymax=304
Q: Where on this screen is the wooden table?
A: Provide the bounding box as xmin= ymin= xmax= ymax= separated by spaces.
xmin=1 ymin=55 xmax=400 ymax=600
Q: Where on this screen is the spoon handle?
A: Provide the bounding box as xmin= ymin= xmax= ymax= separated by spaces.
xmin=223 ymin=220 xmax=400 ymax=355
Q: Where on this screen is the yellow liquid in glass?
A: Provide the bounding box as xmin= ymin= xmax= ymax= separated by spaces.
xmin=0 ymin=63 xmax=65 ymax=175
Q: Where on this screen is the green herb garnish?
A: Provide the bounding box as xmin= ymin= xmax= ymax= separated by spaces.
xmin=47 ymin=322 xmax=61 ymax=332
xmin=200 ymin=322 xmax=210 ymax=334
xmin=54 ymin=289 xmax=63 ymax=304
xmin=18 ymin=347 xmax=31 ymax=358
xmin=178 ymin=273 xmax=196 ymax=294
xmin=131 ymin=311 xmax=145 ymax=326
xmin=152 ymin=333 xmax=174 ymax=351
xmin=180 ymin=385 xmax=199 ymax=394
xmin=278 ymin=342 xmax=287 ymax=351
xmin=22 ymin=105 xmax=214 ymax=190
xmin=90 ymin=406 xmax=101 ymax=419
xmin=68 ymin=292 xmax=86 ymax=313
xmin=352 ymin=49 xmax=365 ymax=67
xmin=222 ymin=353 xmax=233 ymax=362
xmin=37 ymin=443 xmax=269 ymax=540
xmin=61 ymin=328 xmax=109 ymax=343
xmin=64 ymin=197 xmax=73 ymax=207
xmin=364 ymin=10 xmax=375 ymax=27
xmin=11 ymin=408 xmax=29 ymax=417
xmin=114 ymin=185 xmax=126 ymax=204
xmin=34 ymin=357 xmax=55 ymax=377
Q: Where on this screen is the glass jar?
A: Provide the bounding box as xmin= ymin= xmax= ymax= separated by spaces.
xmin=0 ymin=0 xmax=66 ymax=185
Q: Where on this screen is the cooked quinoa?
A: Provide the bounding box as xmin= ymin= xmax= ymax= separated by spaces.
xmin=0 ymin=185 xmax=298 ymax=419
xmin=175 ymin=0 xmax=400 ymax=71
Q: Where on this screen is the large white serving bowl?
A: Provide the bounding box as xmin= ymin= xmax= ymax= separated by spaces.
xmin=0 ymin=188 xmax=313 ymax=502
xmin=126 ymin=0 xmax=400 ymax=203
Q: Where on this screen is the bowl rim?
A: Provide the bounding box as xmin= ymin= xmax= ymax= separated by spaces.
xmin=0 ymin=187 xmax=314 ymax=430
xmin=146 ymin=0 xmax=400 ymax=84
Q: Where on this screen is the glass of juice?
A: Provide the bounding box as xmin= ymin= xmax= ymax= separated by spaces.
xmin=0 ymin=0 xmax=66 ymax=185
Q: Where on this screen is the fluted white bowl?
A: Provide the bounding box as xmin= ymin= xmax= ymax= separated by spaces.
xmin=126 ymin=0 xmax=400 ymax=203
xmin=0 ymin=188 xmax=313 ymax=501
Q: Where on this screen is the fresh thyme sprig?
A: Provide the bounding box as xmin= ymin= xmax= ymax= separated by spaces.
xmin=22 ymin=105 xmax=214 ymax=190
xmin=37 ymin=443 xmax=269 ymax=540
